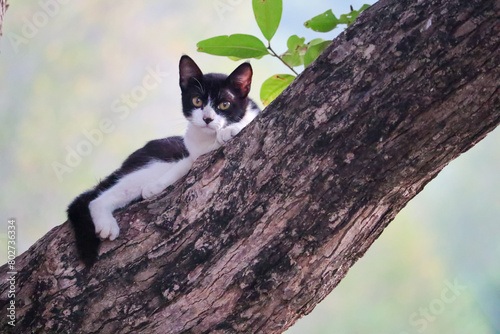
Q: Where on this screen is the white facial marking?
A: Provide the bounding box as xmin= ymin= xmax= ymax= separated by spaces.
xmin=190 ymin=98 xmax=227 ymax=133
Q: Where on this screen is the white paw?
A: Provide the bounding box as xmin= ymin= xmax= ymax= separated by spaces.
xmin=217 ymin=126 xmax=240 ymax=144
xmin=94 ymin=216 xmax=120 ymax=241
xmin=142 ymin=182 xmax=165 ymax=199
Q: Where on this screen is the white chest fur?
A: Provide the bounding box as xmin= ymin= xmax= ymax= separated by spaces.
xmin=183 ymin=123 xmax=221 ymax=161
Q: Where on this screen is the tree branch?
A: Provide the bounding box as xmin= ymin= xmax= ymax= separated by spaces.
xmin=1 ymin=0 xmax=499 ymax=332
xmin=267 ymin=43 xmax=299 ymax=76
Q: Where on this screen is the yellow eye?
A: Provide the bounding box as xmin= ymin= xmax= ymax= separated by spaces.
xmin=192 ymin=97 xmax=203 ymax=107
xmin=218 ymin=101 xmax=231 ymax=110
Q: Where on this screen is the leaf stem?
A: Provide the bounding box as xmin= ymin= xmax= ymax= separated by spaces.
xmin=267 ymin=43 xmax=299 ymax=76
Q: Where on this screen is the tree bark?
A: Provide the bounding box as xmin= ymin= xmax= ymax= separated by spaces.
xmin=1 ymin=0 xmax=499 ymax=332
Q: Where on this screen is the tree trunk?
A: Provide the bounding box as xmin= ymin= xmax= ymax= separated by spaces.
xmin=1 ymin=0 xmax=499 ymax=332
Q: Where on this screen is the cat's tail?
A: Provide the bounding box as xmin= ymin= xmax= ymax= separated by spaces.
xmin=67 ymin=189 xmax=101 ymax=266
xmin=68 ymin=173 xmax=120 ymax=266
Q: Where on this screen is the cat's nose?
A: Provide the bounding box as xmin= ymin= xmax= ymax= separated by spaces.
xmin=203 ymin=117 xmax=213 ymax=125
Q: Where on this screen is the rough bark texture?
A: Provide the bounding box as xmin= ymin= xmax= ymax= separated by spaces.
xmin=1 ymin=0 xmax=499 ymax=332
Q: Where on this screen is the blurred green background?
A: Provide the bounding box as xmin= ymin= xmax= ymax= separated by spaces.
xmin=1 ymin=1 xmax=499 ymax=333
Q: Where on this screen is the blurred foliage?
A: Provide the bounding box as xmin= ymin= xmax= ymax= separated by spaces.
xmin=0 ymin=1 xmax=499 ymax=333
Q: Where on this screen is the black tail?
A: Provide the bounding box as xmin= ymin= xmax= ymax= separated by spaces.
xmin=68 ymin=173 xmax=120 ymax=266
xmin=67 ymin=189 xmax=101 ymax=266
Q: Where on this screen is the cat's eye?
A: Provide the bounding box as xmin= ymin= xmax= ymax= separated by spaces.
xmin=192 ymin=97 xmax=203 ymax=107
xmin=218 ymin=101 xmax=231 ymax=110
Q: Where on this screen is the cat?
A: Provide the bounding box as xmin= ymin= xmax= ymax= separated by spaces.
xmin=67 ymin=55 xmax=260 ymax=266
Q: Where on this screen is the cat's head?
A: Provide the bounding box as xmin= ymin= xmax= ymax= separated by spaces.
xmin=179 ymin=55 xmax=253 ymax=133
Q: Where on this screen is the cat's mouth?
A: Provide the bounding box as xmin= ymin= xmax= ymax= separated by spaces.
xmin=198 ymin=119 xmax=224 ymax=132
xmin=198 ymin=123 xmax=218 ymax=133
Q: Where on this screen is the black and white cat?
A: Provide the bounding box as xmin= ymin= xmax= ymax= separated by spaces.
xmin=67 ymin=55 xmax=260 ymax=266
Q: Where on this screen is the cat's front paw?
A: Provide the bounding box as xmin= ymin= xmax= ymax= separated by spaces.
xmin=217 ymin=126 xmax=240 ymax=144
xmin=142 ymin=182 xmax=165 ymax=199
xmin=94 ymin=216 xmax=120 ymax=241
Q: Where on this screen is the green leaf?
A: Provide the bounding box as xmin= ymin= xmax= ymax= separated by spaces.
xmin=260 ymin=74 xmax=295 ymax=106
xmin=338 ymin=13 xmax=354 ymax=25
xmin=304 ymin=9 xmax=339 ymax=32
xmin=286 ymin=35 xmax=305 ymax=50
xmin=281 ymin=53 xmax=302 ymax=68
xmin=304 ymin=5 xmax=371 ymax=32
xmin=304 ymin=40 xmax=330 ymax=67
xmin=360 ymin=4 xmax=371 ymax=11
xmin=281 ymin=35 xmax=306 ymax=67
xmin=197 ymin=34 xmax=270 ymax=59
xmin=338 ymin=4 xmax=371 ymax=26
xmin=252 ymin=0 xmax=282 ymax=41
xmin=308 ymin=38 xmax=327 ymax=46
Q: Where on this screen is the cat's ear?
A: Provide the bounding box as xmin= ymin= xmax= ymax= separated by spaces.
xmin=179 ymin=55 xmax=203 ymax=90
xmin=227 ymin=62 xmax=253 ymax=98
